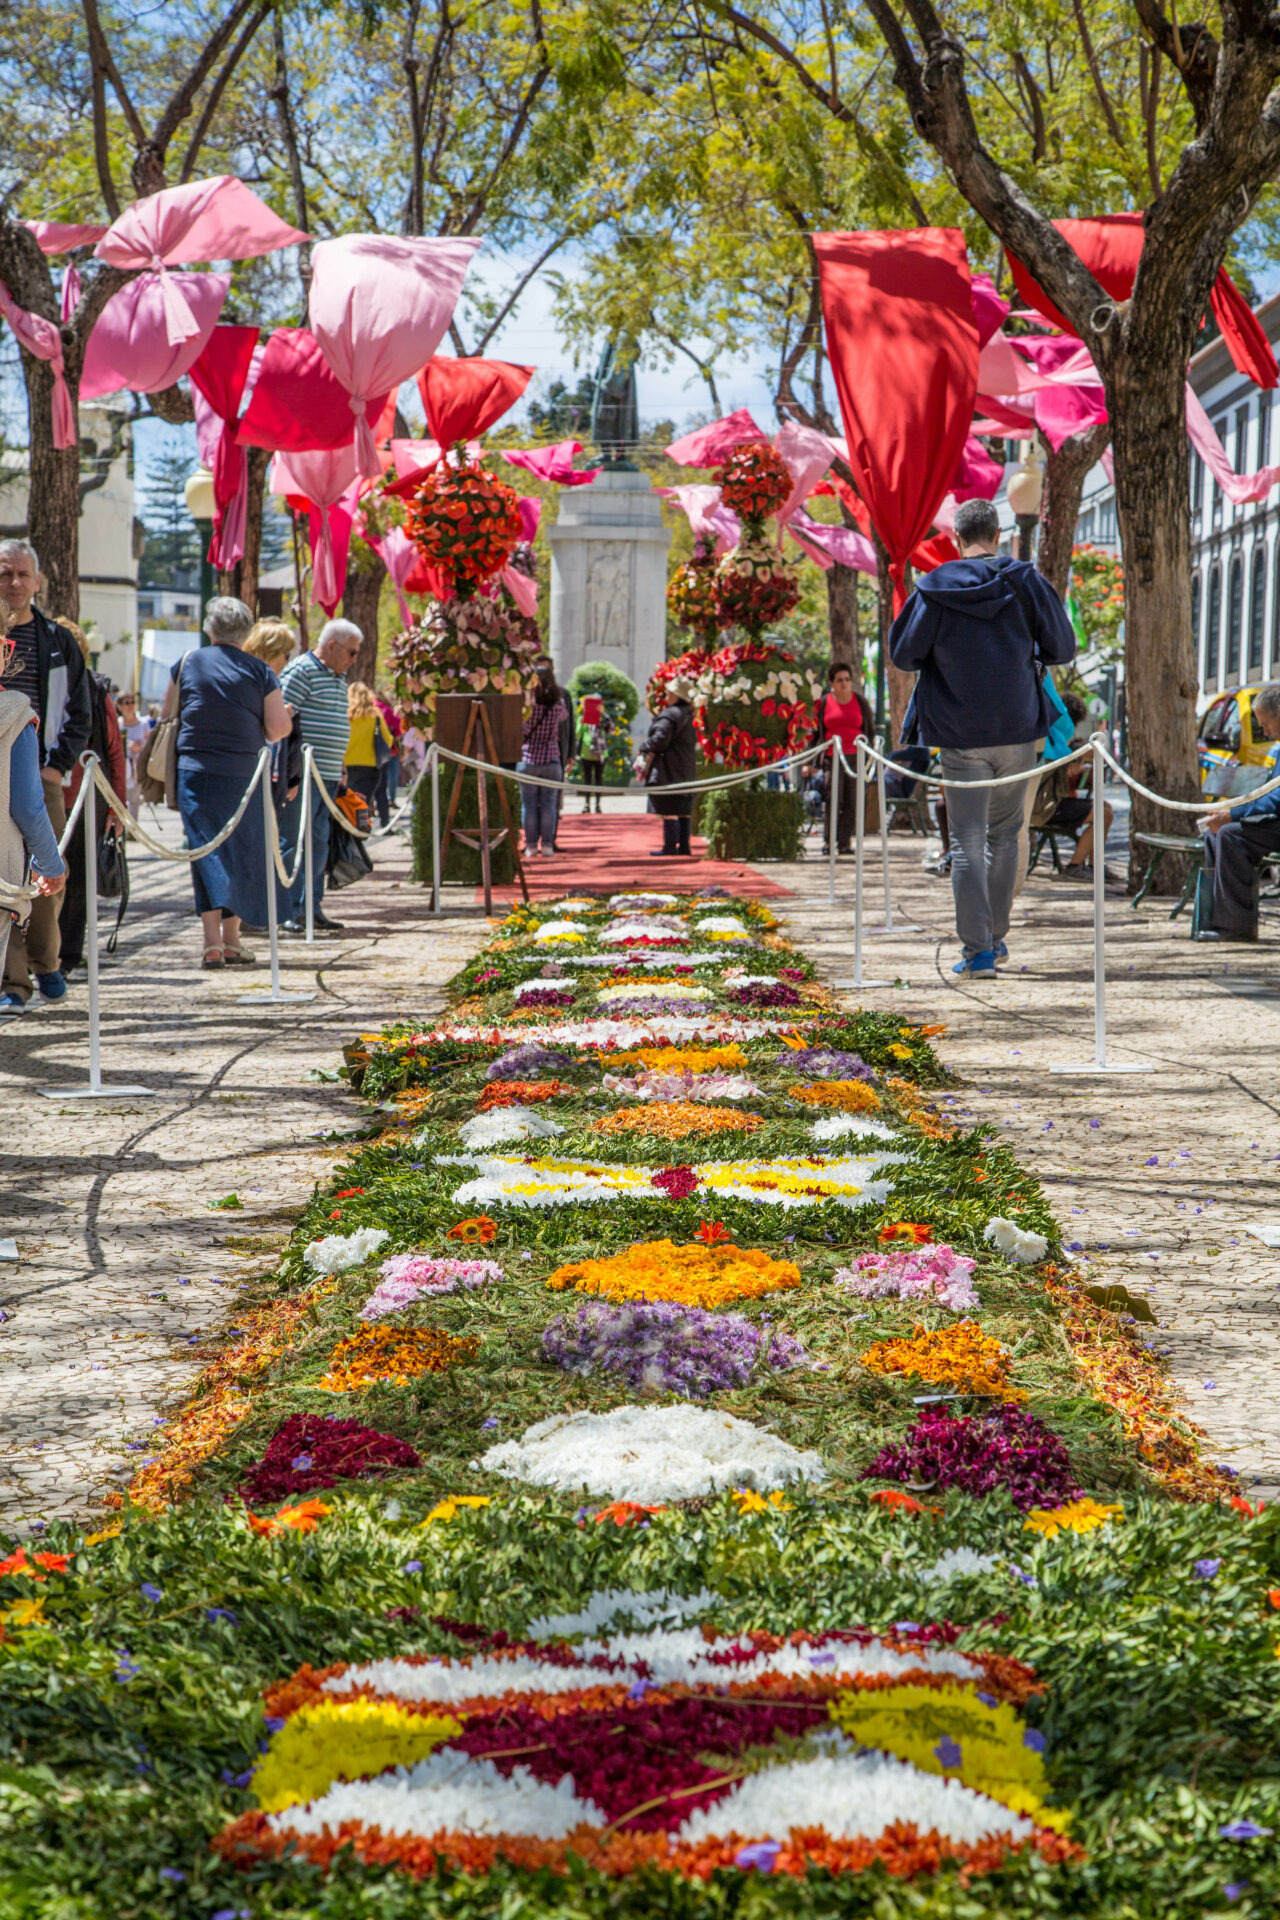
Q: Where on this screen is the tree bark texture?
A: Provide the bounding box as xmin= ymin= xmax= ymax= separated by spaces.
xmin=343 ymin=553 xmax=388 ymax=687
xmin=824 ymin=559 xmax=860 ymax=677
xmin=1036 ymin=421 xmax=1111 ymax=603
xmin=230 ymin=447 xmax=270 ymax=613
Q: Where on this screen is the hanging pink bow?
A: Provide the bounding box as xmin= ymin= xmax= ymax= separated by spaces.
xmin=80 ymin=270 xmax=229 ymax=398
xmin=0 ymin=284 xmax=76 ymax=449
xmin=271 ymin=445 xmax=361 ymax=614
xmin=665 ymin=409 xmax=767 ymax=467
xmin=95 ymin=176 xmax=307 ymax=346
xmin=21 ymin=226 xmax=107 ymax=323
xmin=502 ymin=439 xmax=600 ymax=485
xmin=309 ymin=233 xmax=480 ymax=475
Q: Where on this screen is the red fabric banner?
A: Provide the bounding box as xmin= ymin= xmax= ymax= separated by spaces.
xmin=815 ymin=228 xmax=979 ymax=607
xmin=417 ymin=357 xmax=533 ymax=447
xmin=1007 ymin=213 xmax=1277 ymax=390
xmin=237 ymin=328 xmax=391 ymax=453
xmin=189 ymin=324 xmax=260 ymax=567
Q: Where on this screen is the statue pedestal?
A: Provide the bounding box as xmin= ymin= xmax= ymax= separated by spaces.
xmin=548 ymin=471 xmax=671 ymax=729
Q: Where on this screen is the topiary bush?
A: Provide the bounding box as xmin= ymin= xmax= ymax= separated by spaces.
xmin=699 ymin=784 xmax=804 ymax=861
xmin=567 ymin=661 xmax=639 ymax=786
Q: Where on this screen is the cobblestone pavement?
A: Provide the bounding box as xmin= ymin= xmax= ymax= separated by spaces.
xmin=0 ymin=810 xmax=488 ymax=1526
xmin=5 ymin=793 xmax=1278 ymax=1521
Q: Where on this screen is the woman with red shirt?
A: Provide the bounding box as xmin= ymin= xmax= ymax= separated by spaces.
xmin=812 ymin=662 xmax=877 ymax=852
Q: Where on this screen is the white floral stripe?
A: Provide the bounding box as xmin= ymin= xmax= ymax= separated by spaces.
xmin=269 ymin=1752 xmax=603 ymax=1842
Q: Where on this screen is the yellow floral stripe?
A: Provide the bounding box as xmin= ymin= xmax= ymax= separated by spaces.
xmin=253 ymin=1699 xmax=462 ymax=1812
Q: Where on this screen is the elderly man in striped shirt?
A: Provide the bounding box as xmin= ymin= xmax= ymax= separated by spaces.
xmin=279 ymin=620 xmax=360 ymax=933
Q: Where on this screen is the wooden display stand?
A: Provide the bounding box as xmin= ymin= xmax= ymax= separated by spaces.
xmin=436 ymin=695 xmax=528 ymax=915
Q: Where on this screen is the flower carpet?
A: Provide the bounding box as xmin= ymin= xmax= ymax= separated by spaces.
xmin=2 ymin=887 xmax=1279 ymax=1919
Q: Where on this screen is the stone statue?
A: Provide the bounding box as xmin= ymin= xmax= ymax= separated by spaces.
xmin=589 ymin=339 xmax=639 ymax=469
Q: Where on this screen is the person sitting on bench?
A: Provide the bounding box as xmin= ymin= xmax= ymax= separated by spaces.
xmin=1199 ymin=681 xmax=1280 ymax=943
xmin=1030 ymin=691 xmax=1116 ymax=881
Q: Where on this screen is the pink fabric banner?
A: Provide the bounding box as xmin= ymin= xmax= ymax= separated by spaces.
xmin=1185 ymin=385 xmax=1280 ymax=503
xmin=785 ymin=508 xmax=876 ymax=574
xmin=951 ymin=434 xmax=1004 ymax=500
xmin=0 ymin=284 xmax=76 ymax=448
xmin=501 ymin=564 xmax=538 ymax=617
xmin=238 ymin=328 xmax=391 ymax=454
xmin=309 ymin=234 xmax=480 ymax=475
xmin=665 ymin=408 xmax=766 ymax=468
xmin=517 ymin=496 xmax=541 ymax=544
xmin=189 ymin=325 xmax=260 ymax=567
xmin=970 ymin=271 xmax=1009 ymax=347
xmin=774 ymin=419 xmax=835 ymax=523
xmin=271 ymin=446 xmax=361 ymax=614
xmin=503 ymin=439 xmax=600 ymax=485
xmin=95 ymin=177 xmax=307 ymax=346
xmin=362 ymin=523 xmax=419 ymax=624
xmin=656 ymin=482 xmax=739 ymax=553
xmin=81 ymin=270 xmax=229 ymax=398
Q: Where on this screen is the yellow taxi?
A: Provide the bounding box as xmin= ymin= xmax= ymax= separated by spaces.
xmin=1198 ymin=686 xmax=1277 ymax=796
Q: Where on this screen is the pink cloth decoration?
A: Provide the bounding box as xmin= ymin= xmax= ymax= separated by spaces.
xmin=418 ymin=357 xmax=533 ymax=446
xmin=656 ymin=482 xmax=740 ymax=554
xmin=309 ymin=234 xmax=479 ymax=476
xmin=367 ymin=524 xmax=419 ymax=623
xmin=0 ymin=284 xmax=76 ymax=448
xmin=59 ymin=266 xmax=81 ymax=323
xmin=189 ymin=325 xmax=260 ymax=567
xmin=1185 ymin=385 xmax=1280 ymax=503
xmin=665 ymin=408 xmax=767 ymax=468
xmin=80 ymin=270 xmax=228 ymax=398
xmin=970 ymin=271 xmax=1009 ymax=347
xmin=272 ymin=446 xmax=361 ymax=613
xmin=500 ymin=565 xmax=538 ymax=617
xmin=785 ymin=509 xmax=876 ymax=574
xmin=24 ymin=220 xmax=108 ymax=253
xmin=950 ymin=434 xmax=1004 ymax=501
xmin=1033 ymin=382 xmax=1108 ymax=451
xmin=238 ymin=328 xmax=391 ymax=454
xmin=503 ymin=439 xmax=600 ymax=485
xmin=389 ymin=437 xmax=482 ymax=472
xmin=976 ymin=333 xmax=1047 ymax=397
xmin=95 ymin=177 xmax=307 ymax=346
xmin=773 ymin=420 xmax=835 ymax=523
xmin=517 ymin=496 xmax=542 ymax=544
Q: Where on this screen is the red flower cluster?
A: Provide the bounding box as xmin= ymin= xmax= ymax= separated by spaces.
xmin=647 ymin=647 xmax=712 ymax=714
xmin=476 ymin=1079 xmax=566 ymax=1111
xmin=667 ymin=549 xmax=722 ymax=642
xmin=239 ymin=1412 xmax=420 ymax=1503
xmin=714 ymin=539 xmax=800 ymax=637
xmin=716 ymin=442 xmax=793 ymax=524
xmin=651 ymin=1165 xmax=698 ymax=1199
xmin=405 ymin=455 xmax=523 ymax=601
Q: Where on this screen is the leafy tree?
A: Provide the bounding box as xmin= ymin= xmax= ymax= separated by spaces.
xmin=137 ymin=443 xmax=200 ymax=587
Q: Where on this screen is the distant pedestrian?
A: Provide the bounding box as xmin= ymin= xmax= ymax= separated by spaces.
xmin=0 ymin=608 xmax=67 ymax=1001
xmin=575 ymin=694 xmax=611 ymax=815
xmin=278 ymin=619 xmax=359 ymax=933
xmin=373 ymin=693 xmax=404 ymax=826
xmin=0 ymin=538 xmax=90 ymax=1011
xmin=115 ymin=690 xmax=149 ymax=817
xmin=59 ymin=622 xmax=128 ymax=975
xmin=811 ymin=662 xmax=877 ymax=852
xmin=519 ymin=657 xmax=568 ymax=857
xmin=243 ymin=620 xmax=302 ymax=811
xmin=344 ymin=681 xmax=393 ymax=810
xmin=161 ymin=596 xmax=293 ymax=970
xmin=636 ymin=676 xmax=696 ymax=858
xmin=890 ymin=497 xmax=1075 ymax=976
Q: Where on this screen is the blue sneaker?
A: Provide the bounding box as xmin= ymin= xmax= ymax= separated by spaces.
xmin=35 ymin=971 xmax=67 ymax=1001
xmin=952 ymin=949 xmax=998 ymax=977
xmin=0 ymin=992 xmax=24 ymax=1015
xmin=994 ymin=941 xmax=1008 ymax=961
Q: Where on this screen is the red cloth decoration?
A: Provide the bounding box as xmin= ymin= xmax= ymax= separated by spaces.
xmin=189 ymin=325 xmax=259 ymax=567
xmin=417 ymin=357 xmax=533 ymax=447
xmin=1006 ymin=213 xmax=1277 ymax=390
xmin=815 ymin=228 xmax=979 ymax=609
xmin=237 ymin=328 xmax=392 ymax=454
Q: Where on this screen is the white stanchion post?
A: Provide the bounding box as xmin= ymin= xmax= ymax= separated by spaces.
xmin=1051 ymin=733 xmax=1150 ymax=1075
xmin=867 ymin=735 xmax=922 ymax=936
xmin=40 ymin=766 xmax=153 ymax=1099
xmin=238 ymin=758 xmax=314 ymax=1007
xmin=827 ymin=737 xmax=838 ymax=905
xmin=431 ymin=742 xmax=442 ymax=916
xmin=303 ymin=753 xmax=316 ymax=946
xmin=839 ymin=736 xmax=892 ymax=992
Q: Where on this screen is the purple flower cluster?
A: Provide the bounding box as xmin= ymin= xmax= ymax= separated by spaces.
xmin=239 ymin=1413 xmax=420 ymax=1502
xmin=601 ymin=995 xmax=701 ymax=1021
xmin=862 ymin=1404 xmax=1080 ymax=1512
xmin=485 ymin=1043 xmax=577 ymax=1080
xmin=513 ymin=987 xmax=577 ymax=1009
xmin=542 ymin=1299 xmax=810 ymax=1398
xmin=727 ymin=981 xmax=802 ymax=1008
xmin=786 ymin=1047 xmax=875 ymax=1081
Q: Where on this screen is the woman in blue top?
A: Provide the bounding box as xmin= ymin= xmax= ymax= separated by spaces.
xmin=160 ymin=597 xmax=292 ymax=970
xmin=0 ymin=620 xmax=66 ymax=997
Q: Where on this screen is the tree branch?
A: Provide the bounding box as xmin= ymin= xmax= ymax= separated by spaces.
xmin=270 ymin=9 xmax=311 ymax=303
xmin=1071 ymin=0 xmax=1126 ymax=147
xmin=472 ymin=232 xmax=571 ymax=351
xmin=1132 ymin=0 xmax=1217 ymax=129
xmin=81 ymin=0 xmax=147 ymax=147
xmin=179 ymin=4 xmax=272 ymax=182
xmin=146 ymin=0 xmax=268 ymax=187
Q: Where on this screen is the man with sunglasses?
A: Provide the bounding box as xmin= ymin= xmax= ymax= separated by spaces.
xmin=0 ymin=539 xmax=90 ymax=1013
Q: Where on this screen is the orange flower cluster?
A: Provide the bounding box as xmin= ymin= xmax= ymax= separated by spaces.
xmin=450 ymin=1216 xmax=497 ymax=1243
xmin=591 ymin=1102 xmax=763 ymax=1141
xmin=861 ymin=1320 xmax=1025 ymax=1401
xmin=246 ymin=1499 xmax=331 ymax=1537
xmin=787 ymin=1079 xmax=881 ymax=1112
xmin=548 ymin=1238 xmax=799 ymax=1309
xmin=885 ymin=1075 xmax=956 ymax=1140
xmin=477 ymin=1080 xmax=566 ymax=1111
xmin=318 ymin=1324 xmax=480 ymax=1392
xmin=605 ymin=1044 xmax=747 ymax=1073
xmin=404 ymin=457 xmax=523 ymax=600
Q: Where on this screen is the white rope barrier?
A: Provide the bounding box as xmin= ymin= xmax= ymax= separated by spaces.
xmin=432 ymin=736 xmax=831 ymax=795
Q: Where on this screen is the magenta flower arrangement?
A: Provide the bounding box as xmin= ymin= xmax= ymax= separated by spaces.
xmin=239 ymin=1413 xmax=420 ymax=1502
xmin=835 ymin=1245 xmax=979 ymax=1313
xmin=542 ymin=1298 xmax=810 ymax=1398
xmin=601 ymin=995 xmax=706 ymax=1021
xmin=361 ymin=1252 xmax=504 ymax=1318
xmin=862 ymin=1404 xmax=1080 ymax=1512
xmin=651 ymin=1165 xmax=699 ymax=1199
xmin=485 ymin=1043 xmax=577 ymax=1080
xmin=512 ymin=987 xmax=577 ymax=1010
xmin=728 ymin=981 xmax=802 ymax=1008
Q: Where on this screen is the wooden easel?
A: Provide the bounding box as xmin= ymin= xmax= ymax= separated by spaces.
xmin=438 ymin=698 xmax=529 ymax=915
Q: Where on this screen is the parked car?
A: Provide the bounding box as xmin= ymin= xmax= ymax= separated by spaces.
xmin=1198 ymin=685 xmax=1275 ymax=796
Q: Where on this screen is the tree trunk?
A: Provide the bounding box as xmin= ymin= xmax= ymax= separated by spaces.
xmin=23 ymin=352 xmax=82 ymax=620
xmin=1107 ymin=352 xmax=1201 ymax=890
xmin=1037 ymin=421 xmax=1111 ymax=602
xmin=825 ymin=558 xmax=860 ymax=677
xmin=343 ymin=552 xmax=387 ymax=686
xmin=232 ymin=446 xmax=269 ymax=613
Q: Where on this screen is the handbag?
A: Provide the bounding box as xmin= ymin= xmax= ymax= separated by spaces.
xmin=326 ymin=819 xmax=373 ymax=889
xmin=137 ymin=654 xmax=185 ymax=809
xmin=334 ymin=785 xmax=372 ymax=834
xmin=96 ymin=823 xmax=129 ymax=954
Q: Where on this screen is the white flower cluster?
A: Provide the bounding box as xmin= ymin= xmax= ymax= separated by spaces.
xmin=457 ymin=1107 xmax=564 ymax=1150
xmin=533 ymin=919 xmax=588 ymax=942
xmin=810 ymin=1113 xmax=898 ymax=1143
xmin=598 ymin=919 xmax=685 ymax=945
xmin=983 ymin=1217 xmax=1050 ymax=1264
xmin=693 ymin=914 xmax=750 ymax=937
xmin=525 ymin=1586 xmax=721 ymax=1639
xmin=911 ymin=1547 xmax=1003 ymax=1585
xmin=302 ymin=1227 xmax=390 ymax=1274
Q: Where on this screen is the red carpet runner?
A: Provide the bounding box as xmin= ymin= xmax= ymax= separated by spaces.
xmin=476 ymin=810 xmax=793 ymax=902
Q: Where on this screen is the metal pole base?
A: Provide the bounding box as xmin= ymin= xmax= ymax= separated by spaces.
xmin=235 ymin=989 xmax=317 ymax=1006
xmin=38 ymin=1084 xmax=156 ymax=1099
xmin=865 ymin=922 xmax=924 ymax=935
xmin=1048 ymin=1062 xmax=1153 ymax=1075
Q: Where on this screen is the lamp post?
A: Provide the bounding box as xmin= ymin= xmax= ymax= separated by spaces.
xmin=1006 ymin=442 xmax=1045 ymax=563
xmin=184 ymin=467 xmax=216 ymax=638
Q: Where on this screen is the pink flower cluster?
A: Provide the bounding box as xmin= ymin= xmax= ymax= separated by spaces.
xmin=601 ymin=1067 xmax=761 ymax=1103
xmin=361 ymin=1252 xmax=504 ymax=1319
xmin=833 ymin=1243 xmax=979 ymax=1313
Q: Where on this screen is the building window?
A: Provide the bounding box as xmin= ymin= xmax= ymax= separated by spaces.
xmin=1097 ymin=497 xmax=1117 ymax=543
xmin=1249 ymin=547 xmax=1267 ymax=676
xmin=1206 ymin=564 xmax=1222 ymax=682
xmin=1227 ymin=554 xmax=1243 ymax=677
xmin=1212 ymin=420 xmax=1227 ymax=515
xmin=1078 ymin=507 xmax=1094 ymax=543
xmin=1261 ymin=394 xmax=1273 ymax=471
xmin=1190 ymin=450 xmax=1204 ymax=514
xmin=1191 ymin=571 xmax=1202 ymax=670
xmin=1236 ymin=405 xmax=1251 ymax=473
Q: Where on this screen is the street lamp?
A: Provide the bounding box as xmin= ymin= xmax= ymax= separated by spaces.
xmin=184 ymin=466 xmax=216 ymax=638
xmin=1006 ymin=442 xmax=1044 ymax=562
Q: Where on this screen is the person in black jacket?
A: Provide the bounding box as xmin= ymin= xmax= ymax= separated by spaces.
xmin=889 ymin=498 xmax=1075 ymax=978
xmin=637 ymin=678 xmax=697 ymax=857
xmin=0 ymin=538 xmax=91 ymax=1010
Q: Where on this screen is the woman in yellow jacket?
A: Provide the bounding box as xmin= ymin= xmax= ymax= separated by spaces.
xmin=344 ymin=681 xmax=393 ymax=806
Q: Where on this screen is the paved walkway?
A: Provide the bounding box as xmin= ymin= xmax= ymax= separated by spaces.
xmin=3 ymin=791 xmax=1277 ymax=1520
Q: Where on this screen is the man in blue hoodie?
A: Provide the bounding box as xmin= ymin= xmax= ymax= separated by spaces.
xmin=1197 ymin=682 xmax=1280 ymax=942
xmin=889 ymin=498 xmax=1076 ymax=976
